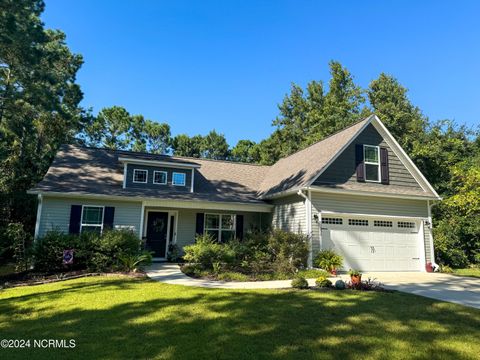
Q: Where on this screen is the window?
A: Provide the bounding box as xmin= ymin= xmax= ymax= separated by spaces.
xmin=364 ymin=145 xmax=380 ymax=182
xmin=322 ymin=217 xmax=343 ymax=225
xmin=398 ymin=221 xmax=415 ymax=229
xmin=81 ymin=206 xmax=104 ymax=233
xmin=374 ymin=220 xmax=393 ymax=227
xmin=153 ymin=171 xmax=167 ymax=185
xmin=204 ymin=214 xmax=236 ymax=242
xmin=348 ymin=219 xmax=369 ymax=226
xmin=172 ymin=172 xmax=186 ymax=186
xmin=133 ymin=169 xmax=148 ymax=183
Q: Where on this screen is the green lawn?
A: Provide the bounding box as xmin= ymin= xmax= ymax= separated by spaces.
xmin=1 ymin=277 xmax=479 ymax=360
xmin=453 ymin=268 xmax=480 ymax=278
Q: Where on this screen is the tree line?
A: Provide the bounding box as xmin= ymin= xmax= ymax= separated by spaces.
xmin=0 ymin=0 xmax=478 ymax=268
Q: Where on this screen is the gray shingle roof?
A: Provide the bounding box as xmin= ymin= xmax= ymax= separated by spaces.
xmin=30 ymin=116 xmax=437 ymax=203
xmin=32 ymin=145 xmax=270 ymax=203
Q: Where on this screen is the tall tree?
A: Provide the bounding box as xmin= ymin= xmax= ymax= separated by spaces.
xmin=172 ymin=134 xmax=203 ymax=158
xmin=259 ymin=61 xmax=366 ymax=163
xmin=80 ymin=106 xmax=171 ymax=154
xmin=367 ymin=73 xmax=428 ymax=153
xmin=201 ymin=130 xmax=229 ymax=160
xmin=0 ymin=0 xmax=84 ymax=233
xmin=231 ymin=140 xmax=257 ymax=163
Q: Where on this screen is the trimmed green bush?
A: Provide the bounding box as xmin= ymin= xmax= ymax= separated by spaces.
xmin=183 ymin=234 xmax=235 ymax=270
xmin=315 ymin=276 xmax=332 ymax=287
xmin=291 ymin=276 xmax=309 ymax=289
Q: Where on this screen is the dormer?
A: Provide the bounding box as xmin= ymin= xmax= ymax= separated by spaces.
xmin=118 ymin=156 xmax=200 ymax=193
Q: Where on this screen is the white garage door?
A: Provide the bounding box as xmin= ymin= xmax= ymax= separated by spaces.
xmin=321 ymin=216 xmax=422 ymax=271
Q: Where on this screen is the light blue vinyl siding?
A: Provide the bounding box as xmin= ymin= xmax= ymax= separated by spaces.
xmin=38 ymin=197 xmax=142 ymax=237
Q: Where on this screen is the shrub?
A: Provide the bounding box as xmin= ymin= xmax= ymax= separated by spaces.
xmin=291 ymin=276 xmax=309 ymax=289
xmin=268 ymin=230 xmax=309 ymax=274
xmin=315 ymin=277 xmax=332 ymax=288
xmin=118 ymin=251 xmax=153 ymax=272
xmin=183 ymin=234 xmax=235 ymax=270
xmin=314 ymin=249 xmax=343 ymax=272
xmin=33 ymin=230 xmax=84 ymax=272
xmin=167 ymin=244 xmax=180 ymax=262
xmin=34 ymin=229 xmax=142 ymax=273
xmin=334 ymin=279 xmax=346 ymax=290
xmin=89 ymin=229 xmax=141 ymax=271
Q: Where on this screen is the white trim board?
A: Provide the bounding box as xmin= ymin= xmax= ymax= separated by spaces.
xmin=307 ymin=185 xmax=438 ymax=201
xmin=118 ymin=157 xmax=200 ymax=169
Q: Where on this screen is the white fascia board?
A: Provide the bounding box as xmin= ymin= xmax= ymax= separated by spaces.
xmin=118 ymin=157 xmax=201 ymax=169
xmin=32 ymin=191 xmax=273 ymax=213
xmin=370 ymin=115 xmax=440 ymax=199
xmin=307 ymin=185 xmax=440 ymax=201
xmin=306 ymin=115 xmax=374 ymax=187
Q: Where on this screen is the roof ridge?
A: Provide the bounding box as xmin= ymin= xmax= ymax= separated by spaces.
xmin=63 ymin=144 xmax=271 ymax=168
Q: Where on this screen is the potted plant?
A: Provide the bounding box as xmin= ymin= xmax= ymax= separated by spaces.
xmin=314 ymin=250 xmax=343 ymax=276
xmin=348 ymin=269 xmax=362 ymax=285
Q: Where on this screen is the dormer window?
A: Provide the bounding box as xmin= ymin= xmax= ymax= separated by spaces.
xmin=172 ymin=172 xmax=186 ymax=186
xmin=133 ymin=169 xmax=148 ymax=183
xmin=153 ymin=171 xmax=167 ymax=185
xmin=364 ymin=145 xmax=380 ymax=182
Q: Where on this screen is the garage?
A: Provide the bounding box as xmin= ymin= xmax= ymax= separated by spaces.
xmin=320 ymin=215 xmax=424 ymax=272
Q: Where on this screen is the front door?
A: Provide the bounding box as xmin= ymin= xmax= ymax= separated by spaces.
xmin=146 ymin=212 xmax=169 ymax=258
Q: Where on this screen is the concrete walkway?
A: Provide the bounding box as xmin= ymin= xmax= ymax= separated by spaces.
xmin=146 ymin=263 xmax=333 ymax=289
xmin=146 ymin=263 xmax=480 ymax=309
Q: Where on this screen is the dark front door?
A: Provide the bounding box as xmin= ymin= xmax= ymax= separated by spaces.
xmin=146 ymin=212 xmax=169 ymax=258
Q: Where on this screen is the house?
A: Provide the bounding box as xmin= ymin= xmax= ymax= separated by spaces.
xmin=29 ymin=115 xmax=441 ymax=272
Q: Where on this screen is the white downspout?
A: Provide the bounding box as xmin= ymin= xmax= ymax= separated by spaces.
xmin=427 ymin=200 xmax=440 ymax=271
xmin=34 ymin=194 xmax=43 ymax=241
xmin=297 ymin=189 xmax=313 ymax=268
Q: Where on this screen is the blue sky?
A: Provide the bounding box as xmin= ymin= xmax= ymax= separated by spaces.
xmin=42 ymin=0 xmax=480 ymax=145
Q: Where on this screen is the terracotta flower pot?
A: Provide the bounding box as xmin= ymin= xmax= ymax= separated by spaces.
xmin=330 ymin=269 xmax=337 ymax=276
xmin=351 ymin=275 xmax=362 ymax=285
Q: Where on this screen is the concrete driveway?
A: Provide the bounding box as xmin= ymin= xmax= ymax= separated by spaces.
xmin=362 ymin=272 xmax=480 ymax=309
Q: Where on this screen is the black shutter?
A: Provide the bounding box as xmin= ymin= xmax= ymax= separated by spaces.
xmin=103 ymin=207 xmax=115 ymax=230
xmin=380 ymin=147 xmax=390 ymax=184
xmin=236 ymin=215 xmax=244 ymax=241
xmin=69 ymin=205 xmax=82 ymax=234
xmin=195 ymin=213 xmax=204 ymax=237
xmin=355 ymin=144 xmax=365 ymax=182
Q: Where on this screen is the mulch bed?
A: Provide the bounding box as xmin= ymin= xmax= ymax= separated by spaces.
xmin=0 ymin=270 xmax=146 ymax=289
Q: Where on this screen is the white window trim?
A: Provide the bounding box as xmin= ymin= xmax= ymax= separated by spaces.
xmin=80 ymin=205 xmax=105 ymax=234
xmin=172 ymin=172 xmax=186 ymax=186
xmin=363 ymin=145 xmax=381 ymax=183
xmin=153 ymin=170 xmax=168 ymax=185
xmin=133 ymin=169 xmax=148 ymax=183
xmin=204 ymin=213 xmax=236 ymax=242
